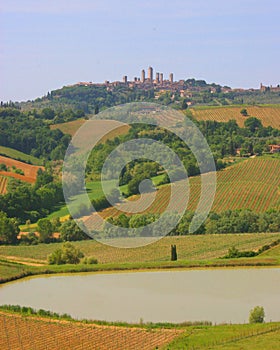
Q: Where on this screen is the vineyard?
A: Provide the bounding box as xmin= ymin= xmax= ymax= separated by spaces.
xmin=0 ymin=176 xmax=8 ymax=194
xmin=0 ymin=156 xmax=44 ymax=184
xmin=191 ymin=105 xmax=280 ymax=129
xmin=96 ymin=157 xmax=280 ymax=220
xmin=1 ymin=233 xmax=280 ymax=265
xmin=0 ymin=312 xmax=181 ymax=350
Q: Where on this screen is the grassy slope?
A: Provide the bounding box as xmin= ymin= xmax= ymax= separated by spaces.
xmin=21 ymin=156 xmax=279 ymax=230
xmin=162 ymin=323 xmax=280 ymax=349
xmin=1 ymin=233 xmax=280 ymax=265
xmin=45 ymin=173 xmax=166 ymax=221
xmin=191 ymin=104 xmax=280 ymax=129
xmin=0 ymin=146 xmax=42 ymax=165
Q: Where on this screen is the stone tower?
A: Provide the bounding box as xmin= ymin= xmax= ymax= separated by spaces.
xmin=148 ymin=66 xmax=153 ymax=82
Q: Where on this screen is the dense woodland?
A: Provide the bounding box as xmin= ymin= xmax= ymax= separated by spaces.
xmin=0 ymin=108 xmax=71 ymax=160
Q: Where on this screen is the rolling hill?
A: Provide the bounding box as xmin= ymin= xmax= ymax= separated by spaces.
xmin=96 ymin=156 xmax=280 ymax=220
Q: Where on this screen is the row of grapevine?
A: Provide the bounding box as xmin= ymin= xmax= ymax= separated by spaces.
xmin=0 ymin=176 xmax=7 ymax=194
xmin=0 ymin=313 xmax=181 ymax=350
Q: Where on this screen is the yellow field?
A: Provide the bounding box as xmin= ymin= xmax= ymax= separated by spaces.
xmin=50 ymin=119 xmax=130 ymax=141
xmin=191 ymin=105 xmax=280 ymax=129
xmin=50 ymin=119 xmax=86 ymax=136
xmin=0 ymin=312 xmax=181 ymax=350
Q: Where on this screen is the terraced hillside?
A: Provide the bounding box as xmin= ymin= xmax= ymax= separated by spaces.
xmin=191 ymin=105 xmax=280 ymax=129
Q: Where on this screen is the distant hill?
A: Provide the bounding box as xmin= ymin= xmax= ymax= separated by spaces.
xmin=20 ymin=80 xmax=280 ymax=114
xmin=191 ymin=105 xmax=280 ymax=129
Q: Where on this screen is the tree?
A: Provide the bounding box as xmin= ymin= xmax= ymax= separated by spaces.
xmin=171 ymin=245 xmax=177 ymax=261
xmin=60 ymin=220 xmax=89 ymax=241
xmin=240 ymin=108 xmax=248 ymax=116
xmin=48 ymin=242 xmax=84 ymax=264
xmin=249 ymin=306 xmax=265 ymax=323
xmin=0 ymin=211 xmax=19 ymax=245
xmin=37 ymin=218 xmax=54 ymax=243
xmin=244 ymin=117 xmax=262 ymax=133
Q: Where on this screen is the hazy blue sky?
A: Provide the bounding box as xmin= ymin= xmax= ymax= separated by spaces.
xmin=1 ymin=0 xmax=279 ymax=101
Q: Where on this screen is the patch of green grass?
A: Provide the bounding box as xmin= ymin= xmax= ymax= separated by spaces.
xmin=0 ymin=260 xmax=37 ymax=282
xmin=46 ymin=174 xmax=166 ymax=220
xmin=162 ymin=323 xmax=280 ymax=349
xmin=0 ymin=146 xmax=42 ymax=165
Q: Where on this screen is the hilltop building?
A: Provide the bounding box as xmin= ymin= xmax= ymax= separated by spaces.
xmin=141 ymin=70 xmax=145 ymax=83
xmin=148 ymin=66 xmax=153 ymax=82
xmin=260 ymin=83 xmax=280 ymax=92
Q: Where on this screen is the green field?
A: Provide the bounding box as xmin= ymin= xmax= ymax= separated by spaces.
xmin=0 ymin=146 xmax=42 ymax=165
xmin=1 ymin=233 xmax=280 ymax=265
xmin=162 ymin=323 xmax=280 ymax=349
xmin=45 ymin=173 xmax=166 ymax=221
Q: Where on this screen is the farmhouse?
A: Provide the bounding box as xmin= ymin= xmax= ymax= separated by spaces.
xmin=269 ymin=144 xmax=280 ymax=153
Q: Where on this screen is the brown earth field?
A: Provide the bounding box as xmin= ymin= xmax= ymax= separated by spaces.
xmin=0 ymin=156 xmax=44 ymax=183
xmin=0 ymin=311 xmax=182 ymax=350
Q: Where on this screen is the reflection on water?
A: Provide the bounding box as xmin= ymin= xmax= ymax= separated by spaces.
xmin=0 ymin=268 xmax=279 ymax=324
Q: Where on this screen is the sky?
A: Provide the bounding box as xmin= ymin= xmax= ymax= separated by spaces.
xmin=1 ymin=0 xmax=280 ymax=101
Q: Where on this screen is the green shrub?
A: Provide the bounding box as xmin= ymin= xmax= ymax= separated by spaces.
xmin=249 ymin=306 xmax=265 ymax=323
xmin=48 ymin=242 xmax=84 ymax=265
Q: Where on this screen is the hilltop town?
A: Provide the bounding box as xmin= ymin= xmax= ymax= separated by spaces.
xmin=67 ymin=66 xmax=280 ymax=98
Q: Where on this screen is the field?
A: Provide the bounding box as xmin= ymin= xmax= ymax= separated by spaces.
xmin=1 ymin=233 xmax=280 ymax=266
xmin=191 ymin=105 xmax=280 ymax=129
xmin=162 ymin=323 xmax=280 ymax=349
xmin=45 ymin=157 xmax=280 ymax=224
xmin=1 ymin=311 xmax=280 ymax=350
xmin=50 ymin=118 xmax=130 ymax=141
xmin=50 ymin=119 xmax=86 ymax=136
xmin=0 ymin=312 xmax=181 ymax=350
xmin=95 ymin=157 xmax=280 ymax=220
xmin=46 ymin=174 xmax=166 ymax=221
xmin=0 ymin=146 xmax=42 ymax=165
xmin=0 ymin=155 xmax=44 ymax=184
xmin=0 ymin=176 xmax=8 ymax=194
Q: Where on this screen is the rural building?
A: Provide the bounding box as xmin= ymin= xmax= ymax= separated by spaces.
xmin=269 ymin=145 xmax=280 ymax=153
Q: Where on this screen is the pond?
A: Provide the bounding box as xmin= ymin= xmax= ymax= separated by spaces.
xmin=0 ymin=268 xmax=279 ymax=324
